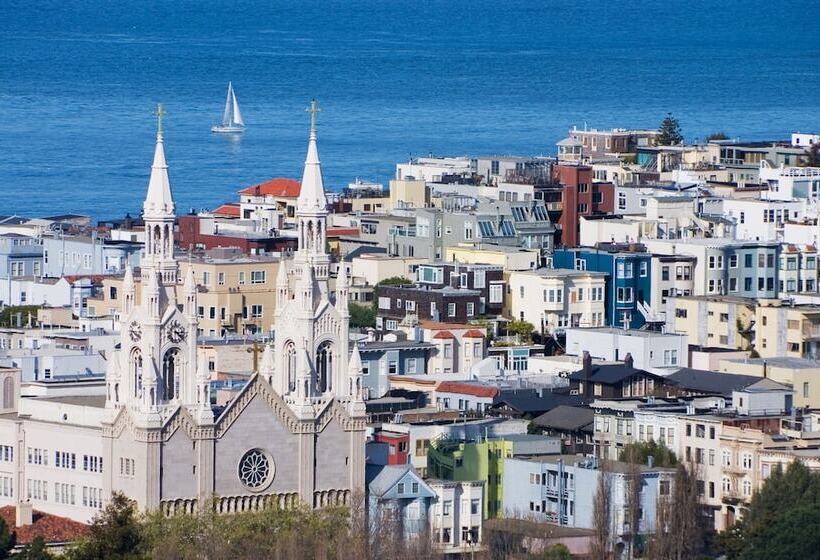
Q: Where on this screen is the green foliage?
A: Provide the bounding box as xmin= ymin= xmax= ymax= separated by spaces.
xmin=376 ymin=276 xmax=413 ymax=287
xmin=0 ymin=305 xmax=40 ymax=328
xmin=802 ymin=143 xmax=820 ymax=167
xmin=718 ymin=461 xmax=820 ymax=559
xmin=0 ymin=517 xmax=13 ymax=558
xmin=64 ymin=493 xmax=144 ymax=560
xmin=706 ymin=132 xmax=729 ymax=141
xmin=657 ymin=113 xmax=683 ymax=146
xmin=348 ymin=302 xmax=375 ymax=329
xmin=528 ymin=543 xmax=573 ymax=559
xmin=618 ymin=439 xmax=678 ymax=467
xmin=16 ymin=536 xmax=54 ymax=560
xmin=506 ymin=319 xmax=535 ymax=342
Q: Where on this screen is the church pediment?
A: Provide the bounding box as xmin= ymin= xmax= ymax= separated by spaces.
xmin=315 ymin=399 xmax=366 ymax=433
xmin=215 ymin=374 xmax=305 ymax=437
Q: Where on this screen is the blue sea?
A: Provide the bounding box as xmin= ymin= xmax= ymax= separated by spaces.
xmin=1 ymin=0 xmax=819 ymax=220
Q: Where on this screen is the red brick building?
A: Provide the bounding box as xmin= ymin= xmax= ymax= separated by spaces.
xmin=552 ymin=165 xmax=614 ymax=247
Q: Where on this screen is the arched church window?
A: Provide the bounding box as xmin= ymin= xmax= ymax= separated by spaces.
xmin=284 ymin=341 xmax=296 ymax=393
xmin=316 ymin=341 xmax=333 ymax=393
xmin=153 ymin=225 xmax=161 ymax=256
xmin=164 ymin=224 xmax=171 ymax=255
xmin=306 ymin=220 xmax=314 ymax=251
xmin=2 ymin=377 xmax=13 ymax=409
xmin=131 ymin=349 xmax=143 ymax=398
xmin=162 ymin=348 xmax=181 ymax=401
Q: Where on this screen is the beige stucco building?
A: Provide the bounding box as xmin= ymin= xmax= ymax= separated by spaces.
xmin=668 ymin=295 xmax=756 ymax=350
xmin=507 ymin=269 xmax=607 ymax=334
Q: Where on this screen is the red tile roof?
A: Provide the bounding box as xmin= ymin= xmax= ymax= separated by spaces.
xmin=0 ymin=506 xmax=89 ymax=546
xmin=436 ymin=381 xmax=499 ymax=398
xmin=326 ymin=227 xmax=360 ymax=237
xmin=239 ymin=178 xmax=301 ymax=198
xmin=212 ymin=203 xmax=241 ymax=217
xmin=432 ymin=331 xmax=456 ymax=340
xmin=463 ymin=329 xmax=486 ymax=338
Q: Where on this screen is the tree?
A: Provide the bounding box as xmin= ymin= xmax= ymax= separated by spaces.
xmin=647 ymin=463 xmax=706 ymax=560
xmin=16 ymin=536 xmax=54 ymax=560
xmin=0 ymin=305 xmax=40 ymax=328
xmin=618 ymin=440 xmax=678 ymax=468
xmin=738 ymin=503 xmax=820 ymax=560
xmin=530 ymin=543 xmax=573 ymax=559
xmin=706 ymin=132 xmax=729 ymax=141
xmin=657 ymin=114 xmax=683 ymax=146
xmin=718 ymin=461 xmax=820 ymax=559
xmin=506 ymin=319 xmax=535 ymax=343
xmin=348 ymin=302 xmax=375 ymax=329
xmin=623 ymin=459 xmax=642 ymax=560
xmin=0 ymin=517 xmax=13 ymax=558
xmin=591 ymin=460 xmax=614 ymax=560
xmin=376 ymin=276 xmax=413 ymax=287
xmin=64 ymin=493 xmax=144 ymax=560
xmin=802 ymin=143 xmax=820 ymax=167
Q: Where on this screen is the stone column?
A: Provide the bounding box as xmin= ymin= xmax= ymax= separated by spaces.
xmin=298 ymin=427 xmax=315 ymax=507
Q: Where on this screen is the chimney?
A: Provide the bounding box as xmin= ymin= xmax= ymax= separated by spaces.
xmin=582 ymin=351 xmax=592 ymax=378
xmin=16 ymin=501 xmax=33 ymax=526
xmin=623 ymin=353 xmax=634 ymax=369
xmin=762 ymin=360 xmax=767 ymax=378
xmin=647 ymin=455 xmax=654 ymax=469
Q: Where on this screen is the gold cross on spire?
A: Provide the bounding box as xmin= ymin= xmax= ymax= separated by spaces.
xmin=305 ymin=98 xmax=320 ymax=133
xmin=154 ymin=103 xmax=167 ymax=135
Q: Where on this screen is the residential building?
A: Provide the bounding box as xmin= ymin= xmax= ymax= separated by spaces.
xmin=532 ymin=406 xmax=595 ymax=455
xmin=568 ymin=353 xmax=670 ymax=400
xmin=503 ymin=454 xmax=673 ymax=547
xmin=553 ymin=245 xmax=653 ymax=329
xmin=564 ymin=327 xmax=687 ymax=373
xmin=40 ymin=234 xmax=141 ymax=277
xmin=779 ymin=244 xmax=818 ymax=296
xmin=389 ymin=179 xmax=429 ymax=210
xmin=237 ymin=177 xmax=301 ymax=224
xmin=754 ymin=300 xmax=820 ymax=359
xmin=667 ymin=295 xmax=756 ymax=350
xmin=434 ymin=381 xmax=498 ymax=415
xmin=507 ymin=269 xmax=607 ymax=335
xmin=445 ymin=245 xmax=540 ymax=271
xmin=416 ymin=261 xmax=505 ymax=316
xmin=376 ymin=284 xmax=482 ymax=331
xmin=550 ymin=165 xmax=615 ymax=247
xmin=367 ymin=465 xmax=437 ymax=542
xmin=0 ymin=234 xmax=43 ymax=280
xmin=558 ymin=126 xmax=659 ymax=161
xmin=358 ymin=339 xmax=435 ymax=399
xmin=427 ymin=479 xmax=485 ymax=554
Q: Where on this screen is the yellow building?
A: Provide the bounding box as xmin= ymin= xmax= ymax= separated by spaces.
xmin=90 ymin=252 xmax=281 ymax=337
xmin=754 ymin=301 xmax=820 ymax=359
xmin=445 ymin=245 xmax=539 ymax=272
xmin=717 ymin=357 xmax=820 ymax=408
xmin=668 ymin=295 xmax=756 ymax=350
xmin=389 ymin=179 xmax=428 ymax=210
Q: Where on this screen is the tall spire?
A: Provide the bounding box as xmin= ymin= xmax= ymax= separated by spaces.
xmin=297 ymin=99 xmax=327 ymax=212
xmin=144 ymin=103 xmax=175 ymax=218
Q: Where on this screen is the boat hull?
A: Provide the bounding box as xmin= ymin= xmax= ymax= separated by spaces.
xmin=211 ymin=125 xmax=245 ymax=134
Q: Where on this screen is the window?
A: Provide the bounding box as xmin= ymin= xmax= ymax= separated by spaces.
xmin=388 ymin=361 xmax=398 ymax=375
xmin=447 ymin=303 xmax=456 ymax=317
xmin=662 ymin=266 xmax=669 ymax=281
xmin=640 ymin=261 xmax=648 ymax=277
xmin=0 ymin=446 xmax=12 ymax=462
xmin=616 ymin=287 xmax=633 ymax=303
xmin=397 ymin=482 xmax=405 ymax=494
xmin=55 ymin=451 xmax=76 ymax=469
xmin=466 ymin=302 xmax=474 ymax=316
xmin=742 ymin=453 xmax=752 ymax=470
xmin=443 ymin=500 xmax=452 ymax=516
xmin=202 ymin=271 xmax=211 ymax=286
xmin=218 ymin=272 xmax=225 ymax=285
xmin=251 ymin=304 xmax=263 ymax=319
xmin=407 ymin=358 xmax=417 ymax=374
xmin=251 ymin=270 xmax=266 ymax=284
xmin=238 ymin=271 xmax=246 ymax=285
xmin=489 ymin=284 xmax=503 ymax=304
xmin=83 ymin=455 xmax=103 ymax=473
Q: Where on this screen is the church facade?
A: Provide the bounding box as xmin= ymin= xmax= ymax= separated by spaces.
xmin=0 ymin=103 xmax=366 ymax=522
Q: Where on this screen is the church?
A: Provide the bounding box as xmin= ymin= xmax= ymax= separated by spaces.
xmin=0 ymin=103 xmax=367 ymax=522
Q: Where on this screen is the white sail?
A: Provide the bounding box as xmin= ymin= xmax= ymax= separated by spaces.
xmin=221 ymin=82 xmax=233 ymax=126
xmin=231 ymin=87 xmax=244 ymax=127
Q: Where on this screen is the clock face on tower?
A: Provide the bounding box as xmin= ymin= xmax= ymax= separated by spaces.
xmin=167 ymin=320 xmax=187 ymax=343
xmin=128 ymin=321 xmax=142 ymax=342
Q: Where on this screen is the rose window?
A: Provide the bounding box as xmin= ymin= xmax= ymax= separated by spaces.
xmin=238 ymin=449 xmax=273 ymax=490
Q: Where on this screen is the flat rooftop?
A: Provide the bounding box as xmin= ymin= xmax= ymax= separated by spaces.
xmin=566 ymin=326 xmax=684 ymax=338
xmin=31 ymin=395 xmax=107 ymax=408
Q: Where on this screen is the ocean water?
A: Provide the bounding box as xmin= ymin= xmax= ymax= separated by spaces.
xmin=1 ymin=0 xmax=819 ymax=220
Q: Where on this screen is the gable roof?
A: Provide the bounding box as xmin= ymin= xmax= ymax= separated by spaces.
xmin=436 ymin=381 xmax=499 ymax=398
xmin=432 ymin=331 xmax=456 ymax=340
xmin=239 ymin=178 xmax=301 ymax=198
xmin=568 ymin=364 xmax=665 ymax=385
xmin=667 ymin=368 xmax=762 ymax=395
xmin=368 ymin=464 xmax=434 ymax=498
xmin=492 ymin=391 xmax=588 ymax=415
xmin=533 ymin=405 xmax=594 ymax=432
xmin=463 ymin=329 xmax=486 ymax=338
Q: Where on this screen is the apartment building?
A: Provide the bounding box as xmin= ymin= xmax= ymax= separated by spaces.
xmin=0 ymin=234 xmax=43 ymax=280
xmin=721 ymin=198 xmax=805 ymax=242
xmin=564 ymin=327 xmax=687 ymax=373
xmin=667 ymin=295 xmax=756 ymax=350
xmin=507 ymin=269 xmax=607 ymax=335
xmin=553 ymin=245 xmax=653 ymax=329
xmin=754 ymin=300 xmax=820 ymax=359
xmin=550 ymin=165 xmax=615 ymax=247
xmin=445 ymin=245 xmax=540 ymax=272
xmin=416 ymin=261 xmax=505 ymax=316
xmin=376 ymin=284 xmax=483 ymax=331
xmin=778 ymin=244 xmax=818 ymax=296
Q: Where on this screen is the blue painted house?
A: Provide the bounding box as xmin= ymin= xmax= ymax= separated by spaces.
xmin=553 ymin=245 xmax=652 ymax=329
xmin=358 ymin=339 xmax=435 ymax=399
xmin=367 ymin=464 xmax=437 ymax=540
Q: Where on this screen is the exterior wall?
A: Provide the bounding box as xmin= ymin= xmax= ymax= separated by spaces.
xmin=389 ymin=179 xmax=429 ymax=210
xmin=755 ymin=303 xmax=820 ymax=359
xmin=667 ymin=296 xmax=755 ymax=350
xmin=41 ymin=236 xmax=141 ymax=278
xmin=360 ymin=346 xmax=430 ymax=398
xmin=377 ymin=285 xmax=482 ymax=328
xmin=650 ymin=255 xmax=695 ymax=313
xmin=565 ymin=328 xmax=687 ymax=371
xmin=350 ymin=255 xmax=425 ymax=287
xmin=428 ymin=480 xmax=484 ymax=552
xmin=553 ymin=249 xmax=652 ymax=329
xmin=445 ymin=246 xmax=539 ymax=271
xmin=508 ymin=270 xmax=607 ymax=335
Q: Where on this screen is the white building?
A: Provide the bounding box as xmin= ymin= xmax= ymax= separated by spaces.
xmin=759 ymin=161 xmax=820 ymax=202
xmin=508 ymin=269 xmax=607 ymax=335
xmin=721 ymin=198 xmax=806 ymax=241
xmin=791 ymin=132 xmax=820 ymax=148
xmin=396 ymin=157 xmax=471 ymax=183
xmin=564 ymin=327 xmax=687 ymax=374
xmin=0 ymin=103 xmax=367 ymax=522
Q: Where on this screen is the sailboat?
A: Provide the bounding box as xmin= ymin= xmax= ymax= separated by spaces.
xmin=211 ymin=82 xmax=245 ymax=133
